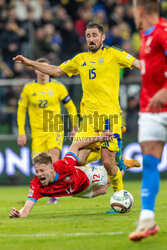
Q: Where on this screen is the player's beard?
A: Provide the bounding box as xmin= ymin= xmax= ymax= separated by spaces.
xmin=88 ymin=42 xmax=102 ymax=52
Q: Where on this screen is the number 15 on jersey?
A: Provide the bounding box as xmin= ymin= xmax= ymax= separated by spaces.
xmin=89 ymin=68 xmax=96 ymax=79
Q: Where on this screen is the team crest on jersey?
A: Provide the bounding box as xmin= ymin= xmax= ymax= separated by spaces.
xmin=98 ymin=57 xmax=104 ymax=64
xmin=48 ymin=90 xmax=54 ymax=96
xmin=63 ymin=176 xmax=73 ymax=183
xmin=28 ymin=189 xmax=34 ymax=197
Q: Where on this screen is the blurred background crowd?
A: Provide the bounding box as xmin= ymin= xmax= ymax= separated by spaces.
xmin=0 ymin=0 xmax=167 ymax=136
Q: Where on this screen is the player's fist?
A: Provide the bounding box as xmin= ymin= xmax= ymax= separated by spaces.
xmin=13 ymin=55 xmax=32 ymax=66
xmin=9 ymin=208 xmax=20 ymax=218
xmin=17 ymin=135 xmax=27 ymax=147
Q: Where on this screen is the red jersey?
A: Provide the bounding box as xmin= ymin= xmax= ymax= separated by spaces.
xmin=27 ymin=152 xmax=89 ymax=202
xmin=140 ymin=18 xmax=167 ymax=112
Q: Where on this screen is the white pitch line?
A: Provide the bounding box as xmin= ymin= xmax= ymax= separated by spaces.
xmin=0 ymin=232 xmax=124 ymax=238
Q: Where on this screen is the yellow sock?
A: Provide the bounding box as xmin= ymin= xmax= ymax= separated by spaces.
xmin=109 ymin=168 xmax=124 ymax=192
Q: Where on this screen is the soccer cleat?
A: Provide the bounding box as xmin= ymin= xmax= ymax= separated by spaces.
xmin=105 ymin=208 xmax=117 ymax=214
xmin=123 ymin=157 xmax=141 ymax=170
xmin=121 ymin=126 xmax=126 ymax=133
xmin=129 ymin=218 xmax=160 ymax=241
xmin=47 ymin=197 xmax=59 ymax=204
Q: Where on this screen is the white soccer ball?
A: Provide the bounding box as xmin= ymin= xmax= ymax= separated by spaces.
xmin=110 ymin=190 xmax=134 ymax=213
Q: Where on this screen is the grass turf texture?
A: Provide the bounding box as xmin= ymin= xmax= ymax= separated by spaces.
xmin=0 ymin=180 xmax=167 ymax=250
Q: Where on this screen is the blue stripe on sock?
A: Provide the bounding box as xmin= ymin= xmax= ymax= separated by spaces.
xmin=141 ymin=155 xmax=160 ymax=211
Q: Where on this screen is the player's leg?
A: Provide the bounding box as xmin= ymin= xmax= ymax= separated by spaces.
xmin=116 ymin=126 xmax=141 ymax=171
xmin=129 ymin=112 xmax=167 ymax=241
xmin=47 ymin=132 xmax=63 ymax=204
xmin=129 ymin=141 xmax=163 ymax=241
xmin=101 ymin=147 xmax=123 ymax=192
xmin=73 ymin=165 xmax=109 ymax=198
xmin=101 ymin=116 xmax=124 ymax=191
xmin=31 ymin=135 xmax=48 ymax=157
xmin=92 ymin=178 xmax=110 ymax=197
xmin=47 ymin=131 xmax=63 ymax=161
xmin=77 ymin=148 xmax=92 ymax=165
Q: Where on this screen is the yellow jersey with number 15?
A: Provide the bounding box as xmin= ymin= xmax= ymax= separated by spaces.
xmin=60 ymin=46 xmax=136 ymax=116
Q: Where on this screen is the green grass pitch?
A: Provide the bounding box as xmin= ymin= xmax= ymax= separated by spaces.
xmin=0 ymin=180 xmax=167 ymax=250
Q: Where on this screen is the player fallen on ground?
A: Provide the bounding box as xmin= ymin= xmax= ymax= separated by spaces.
xmin=17 ymin=58 xmax=78 ymax=205
xmin=13 ymin=21 xmax=141 ymax=198
xmin=9 ymin=131 xmax=140 ymax=218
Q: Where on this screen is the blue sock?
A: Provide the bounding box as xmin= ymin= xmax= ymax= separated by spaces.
xmin=141 ymin=155 xmax=160 ymax=211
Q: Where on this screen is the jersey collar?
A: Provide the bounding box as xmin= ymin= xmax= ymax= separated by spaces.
xmin=52 ymin=173 xmax=59 ymax=183
xmin=144 ymin=26 xmax=155 ymax=36
xmin=35 ymin=78 xmax=51 ymax=83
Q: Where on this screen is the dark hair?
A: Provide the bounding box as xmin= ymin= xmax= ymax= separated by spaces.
xmin=86 ymin=22 xmax=104 ymax=34
xmin=33 ymin=152 xmax=53 ymax=165
xmin=36 ymin=58 xmax=50 ymax=64
xmin=135 ymin=0 xmax=159 ymax=14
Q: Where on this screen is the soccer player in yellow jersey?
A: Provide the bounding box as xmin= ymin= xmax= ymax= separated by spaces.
xmin=14 ymin=22 xmax=141 ymax=195
xmin=17 ymin=58 xmax=78 ymax=204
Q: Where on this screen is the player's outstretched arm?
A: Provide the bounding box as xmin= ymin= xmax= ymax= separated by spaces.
xmin=69 ymin=131 xmax=113 ymax=156
xmin=13 ymin=55 xmax=66 ymax=77
xmin=9 ymin=200 xmax=35 ymax=218
xmin=132 ymin=59 xmax=140 ymax=70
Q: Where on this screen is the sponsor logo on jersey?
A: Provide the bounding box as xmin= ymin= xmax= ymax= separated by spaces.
xmin=32 ymin=93 xmax=37 ymax=96
xmin=90 ymin=61 xmax=96 ymax=65
xmin=82 ymin=62 xmax=86 ymax=66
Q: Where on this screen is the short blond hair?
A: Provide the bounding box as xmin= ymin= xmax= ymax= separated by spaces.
xmin=33 ymin=152 xmax=52 ymax=165
xmin=135 ymin=0 xmax=159 ymax=14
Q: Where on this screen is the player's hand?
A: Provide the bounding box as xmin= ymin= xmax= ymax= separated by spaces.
xmin=70 ymin=126 xmax=78 ymax=137
xmin=9 ymin=208 xmax=20 ymax=218
xmin=100 ymin=130 xmax=113 ymax=141
xmin=17 ymin=135 xmax=27 ymax=147
xmin=13 ymin=55 xmax=32 ymax=66
xmin=146 ymin=88 xmax=167 ymax=113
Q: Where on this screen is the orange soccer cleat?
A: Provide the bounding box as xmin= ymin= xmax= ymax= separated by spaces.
xmin=123 ymin=157 xmax=141 ymax=170
xmin=121 ymin=126 xmax=127 ymax=133
xmin=129 ymin=218 xmax=160 ymax=241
